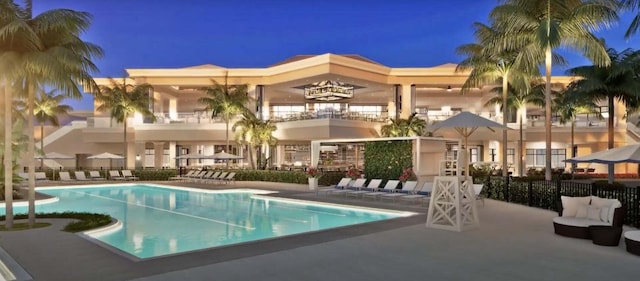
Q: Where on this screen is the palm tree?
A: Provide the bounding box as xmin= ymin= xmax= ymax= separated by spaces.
xmin=564 ymin=47 xmax=640 ymax=180
xmin=233 ymin=111 xmax=278 ymax=170
xmin=94 ymin=78 xmax=154 ymax=169
xmin=490 ymin=0 xmax=618 ymax=180
xmin=620 ymin=0 xmax=640 ymax=38
xmin=553 ymin=88 xmax=599 ymax=175
xmin=34 ymin=89 xmax=73 ymax=168
xmin=0 ymin=119 xmax=29 ymax=201
xmin=486 ymin=80 xmax=546 ymax=176
xmin=456 ymin=21 xmax=539 ymax=177
xmin=381 ymin=113 xmax=426 ymax=137
xmin=198 ymin=75 xmax=251 ymax=154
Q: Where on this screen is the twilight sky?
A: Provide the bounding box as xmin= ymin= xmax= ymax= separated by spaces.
xmin=33 ymin=0 xmax=639 ymax=110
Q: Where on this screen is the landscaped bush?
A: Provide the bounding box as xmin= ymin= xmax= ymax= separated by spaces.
xmin=133 ymin=169 xmax=177 ymax=181
xmin=233 ymin=170 xmax=308 ymax=184
xmin=363 ymin=140 xmax=412 ymax=181
xmin=0 ymin=212 xmax=113 ymax=232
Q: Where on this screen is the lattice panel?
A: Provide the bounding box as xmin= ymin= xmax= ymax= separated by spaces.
xmin=426 ymin=176 xmax=479 ymax=232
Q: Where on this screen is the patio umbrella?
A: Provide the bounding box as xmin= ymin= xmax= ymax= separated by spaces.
xmin=87 ymin=152 xmax=125 ymax=169
xmin=564 ymin=144 xmax=640 ymax=183
xmin=211 ymin=151 xmax=244 ymax=160
xmin=429 ymin=111 xmax=509 ymax=178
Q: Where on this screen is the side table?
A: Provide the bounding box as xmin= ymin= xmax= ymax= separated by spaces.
xmin=589 ymin=225 xmax=623 ymax=246
xmin=624 ymin=231 xmax=640 ymax=256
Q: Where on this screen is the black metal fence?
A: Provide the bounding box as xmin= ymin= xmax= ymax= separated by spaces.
xmin=479 ymin=177 xmax=640 ymax=227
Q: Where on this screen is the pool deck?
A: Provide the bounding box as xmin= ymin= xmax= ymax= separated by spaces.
xmin=1 ymin=180 xmax=639 ymax=281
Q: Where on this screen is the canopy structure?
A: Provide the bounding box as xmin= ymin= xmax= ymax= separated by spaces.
xmin=212 ymin=151 xmax=244 ymax=160
xmin=564 ymin=144 xmax=640 ymax=183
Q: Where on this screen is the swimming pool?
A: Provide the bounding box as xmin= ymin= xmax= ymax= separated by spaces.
xmin=0 ymin=184 xmax=414 ymax=259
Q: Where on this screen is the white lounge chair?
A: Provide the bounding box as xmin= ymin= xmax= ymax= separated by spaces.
xmin=74 ymin=171 xmax=92 ymax=181
xmin=169 ymin=170 xmax=195 ymax=181
xmin=380 ymin=181 xmax=418 ymax=201
xmin=109 ymin=170 xmax=126 ymax=180
xmin=362 ymin=180 xmax=399 ymax=200
xmin=89 ymin=171 xmax=106 ymax=180
xmin=330 ymin=178 xmax=366 ymax=196
xmin=220 ymin=172 xmax=236 ymax=184
xmin=400 ymin=182 xmax=433 ymax=204
xmin=347 ymin=179 xmax=382 ymax=198
xmin=121 ymin=170 xmax=139 ymax=181
xmin=58 ymin=171 xmax=75 ymax=182
xmin=35 ymin=172 xmax=50 ymax=181
xmin=317 ymin=178 xmax=352 ymax=195
xmin=200 ymin=171 xmax=221 ymax=183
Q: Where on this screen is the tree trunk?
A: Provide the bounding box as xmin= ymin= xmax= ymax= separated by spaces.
xmin=28 ymin=83 xmax=36 ymax=227
xmin=608 ymin=96 xmax=614 ymax=183
xmin=571 ymin=119 xmax=575 ymax=178
xmin=502 ymin=72 xmax=509 ymax=177
xmin=3 ymin=82 xmax=13 ymax=229
xmin=40 ymin=124 xmax=44 ymax=169
xmin=247 ymin=144 xmax=255 ymax=169
xmin=225 ymin=119 xmax=230 ymax=169
xmin=519 ymin=110 xmax=524 ymax=177
xmin=544 ymin=47 xmax=553 ymax=181
xmin=123 ymin=118 xmax=128 ymax=170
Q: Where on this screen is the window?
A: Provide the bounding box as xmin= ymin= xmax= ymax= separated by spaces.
xmin=271 ymin=105 xmax=306 ymax=118
xmin=490 ymin=148 xmax=496 ymax=162
xmin=526 ymin=149 xmax=566 ymax=168
xmin=348 ymin=105 xmax=383 ymax=117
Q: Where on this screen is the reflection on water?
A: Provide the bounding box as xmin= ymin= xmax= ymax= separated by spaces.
xmin=1 ymin=185 xmax=403 ymax=258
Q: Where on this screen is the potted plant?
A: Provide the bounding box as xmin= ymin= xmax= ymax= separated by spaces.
xmin=346 ymin=167 xmax=361 ymax=182
xmin=306 ymin=167 xmax=321 ymax=190
xmin=399 ymin=167 xmax=417 ymax=186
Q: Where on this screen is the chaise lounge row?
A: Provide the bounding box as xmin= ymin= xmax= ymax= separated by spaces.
xmin=169 ymin=170 xmax=236 ymax=184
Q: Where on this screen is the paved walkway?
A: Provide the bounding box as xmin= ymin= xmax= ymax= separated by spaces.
xmin=1 ymin=181 xmax=639 ymax=281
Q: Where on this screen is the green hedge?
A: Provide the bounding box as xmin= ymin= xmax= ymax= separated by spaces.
xmin=133 ymin=169 xmax=177 ymax=181
xmin=363 ymin=140 xmax=412 ymax=181
xmin=0 ymin=212 xmax=113 ymax=232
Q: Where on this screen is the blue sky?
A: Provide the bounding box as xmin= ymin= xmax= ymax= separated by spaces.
xmin=33 ymin=0 xmax=640 ymax=110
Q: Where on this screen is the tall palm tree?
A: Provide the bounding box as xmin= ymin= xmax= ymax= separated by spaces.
xmin=486 ymin=80 xmax=546 ymax=176
xmin=94 ymin=79 xmax=154 ymax=169
xmin=34 ymin=89 xmax=72 ymax=168
xmin=490 ymin=0 xmax=618 ymax=180
xmin=198 ymin=75 xmax=251 ymax=154
xmin=381 ymin=113 xmax=426 ymax=137
xmin=564 ymin=47 xmax=640 ymax=180
xmin=0 ymin=118 xmax=29 ymax=201
xmin=253 ymin=116 xmax=278 ymax=170
xmin=456 ymin=21 xmax=538 ymax=177
xmin=233 ymin=111 xmax=278 ymax=170
xmin=620 ymin=0 xmax=640 ymax=38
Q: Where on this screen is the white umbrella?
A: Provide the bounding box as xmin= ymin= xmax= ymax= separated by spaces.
xmin=564 ymin=144 xmax=640 ymax=183
xmin=430 ymin=112 xmax=509 ymax=178
xmin=35 ymin=152 xmax=74 ymax=159
xmin=87 ymin=152 xmax=125 ymax=159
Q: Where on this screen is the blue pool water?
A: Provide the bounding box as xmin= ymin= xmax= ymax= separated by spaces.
xmin=0 ymin=184 xmax=412 ymax=259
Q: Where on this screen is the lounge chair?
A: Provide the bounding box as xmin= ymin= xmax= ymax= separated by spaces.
xmin=330 ymin=178 xmax=366 ymax=196
xmin=109 ymin=170 xmax=126 ymax=180
xmin=169 ymin=170 xmax=196 ymax=181
xmin=219 ymin=172 xmax=236 ymax=184
xmin=74 ymin=171 xmax=92 ymax=181
xmin=191 ymin=171 xmax=214 ymax=182
xmin=89 ymin=171 xmax=106 ymax=180
xmin=380 ymin=181 xmax=418 ymax=201
xmin=199 ymin=171 xmax=221 ymax=183
xmin=362 ymin=180 xmax=400 ymax=200
xmin=121 ymin=170 xmax=139 ymax=181
xmin=347 ymin=179 xmax=382 ymax=198
xmin=400 ymin=182 xmax=433 ymax=204
xmin=35 ymin=172 xmax=50 ymax=181
xmin=317 ymin=178 xmax=352 ymax=195
xmin=58 ymin=172 xmax=75 ymax=182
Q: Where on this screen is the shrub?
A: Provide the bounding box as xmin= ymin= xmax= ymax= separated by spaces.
xmin=364 ymin=140 xmax=412 ymax=181
xmin=0 ymin=212 xmax=113 ymax=233
xmin=134 ymin=169 xmax=177 ymax=181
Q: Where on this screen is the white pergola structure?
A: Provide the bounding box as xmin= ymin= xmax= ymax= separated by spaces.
xmin=310 ymin=136 xmax=458 ymax=183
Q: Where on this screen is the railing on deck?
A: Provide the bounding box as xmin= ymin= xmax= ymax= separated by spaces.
xmin=479 ymin=176 xmax=640 ymax=227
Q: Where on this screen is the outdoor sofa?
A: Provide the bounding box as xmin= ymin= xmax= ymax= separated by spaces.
xmin=553 ymin=196 xmax=625 ymax=241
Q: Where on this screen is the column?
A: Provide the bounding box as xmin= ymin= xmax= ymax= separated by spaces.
xmin=153 ymin=91 xmax=164 ymax=115
xmin=135 ymin=142 xmax=146 ymax=169
xmin=387 ymin=101 xmax=396 ymax=120
xmin=401 ymin=84 xmax=413 ymax=119
xmin=153 ymin=142 xmax=165 ymax=169
xmin=168 ymin=141 xmax=176 ymax=168
xmin=169 ymin=98 xmax=177 ymax=120
xmin=255 ymin=85 xmax=264 ymax=120
xmin=126 ymin=141 xmax=137 ymax=170
xmin=262 ymin=100 xmax=270 ymax=120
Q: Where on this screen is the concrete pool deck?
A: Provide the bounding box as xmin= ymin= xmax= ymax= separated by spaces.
xmin=1 ymin=181 xmax=639 ymax=281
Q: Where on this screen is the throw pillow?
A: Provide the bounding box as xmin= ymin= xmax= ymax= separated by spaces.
xmin=575 ymin=205 xmax=589 ymax=218
xmin=591 ymin=196 xmax=622 ymax=223
xmin=561 ymin=196 xmax=592 ymax=217
xmin=587 ymin=206 xmax=602 ymax=221
xmin=600 ymin=207 xmax=610 ymax=222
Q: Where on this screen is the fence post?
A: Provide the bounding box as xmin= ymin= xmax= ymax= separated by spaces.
xmin=528 ymin=180 xmax=533 ymax=206
xmin=555 ymin=178 xmax=561 ymax=203
xmin=635 ymin=187 xmax=640 ymax=228
xmin=590 ymin=182 xmax=597 ymax=196
xmin=504 ymin=176 xmax=510 ymax=202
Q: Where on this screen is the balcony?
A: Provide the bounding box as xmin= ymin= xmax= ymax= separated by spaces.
xmin=270 ymin=110 xmax=387 ymax=123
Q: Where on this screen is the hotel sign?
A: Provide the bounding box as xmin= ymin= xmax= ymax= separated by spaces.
xmin=304 ymin=80 xmax=354 ymax=101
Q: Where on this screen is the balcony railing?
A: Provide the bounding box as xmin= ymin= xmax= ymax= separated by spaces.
xmin=270 ymin=110 xmax=387 ymax=123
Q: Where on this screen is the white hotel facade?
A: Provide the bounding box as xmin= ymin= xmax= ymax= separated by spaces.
xmin=36 ymin=54 xmax=636 ymax=176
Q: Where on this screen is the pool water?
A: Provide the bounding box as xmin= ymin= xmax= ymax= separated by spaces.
xmin=0 ymin=184 xmax=412 ymax=259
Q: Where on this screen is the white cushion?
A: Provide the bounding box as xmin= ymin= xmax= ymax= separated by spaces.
xmin=591 ymin=196 xmax=621 ymax=223
xmin=586 ymin=206 xmax=602 ymax=221
xmin=561 ymin=196 xmax=591 ymax=217
xmin=624 ymin=231 xmax=640 ymax=241
xmin=575 ymin=205 xmax=589 ymax=218
xmin=553 ymin=217 xmax=611 ymax=227
xmin=599 ymin=207 xmax=610 ymax=222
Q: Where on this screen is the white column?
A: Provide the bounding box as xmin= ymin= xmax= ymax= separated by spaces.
xmin=135 ymin=142 xmax=145 ymax=169
xmin=126 ymin=141 xmax=137 ymax=169
xmin=262 ymin=100 xmax=270 ymax=120
xmin=153 ymin=142 xmax=164 ymax=169
xmin=247 ymin=84 xmax=257 ymax=115
xmin=169 ymin=98 xmax=177 ymax=120
xmin=168 ymin=141 xmax=176 ymax=168
xmin=154 ymin=91 xmax=164 ymax=115
xmin=387 ymin=101 xmax=396 ymax=120
xmin=401 ymin=84 xmax=413 ymax=119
